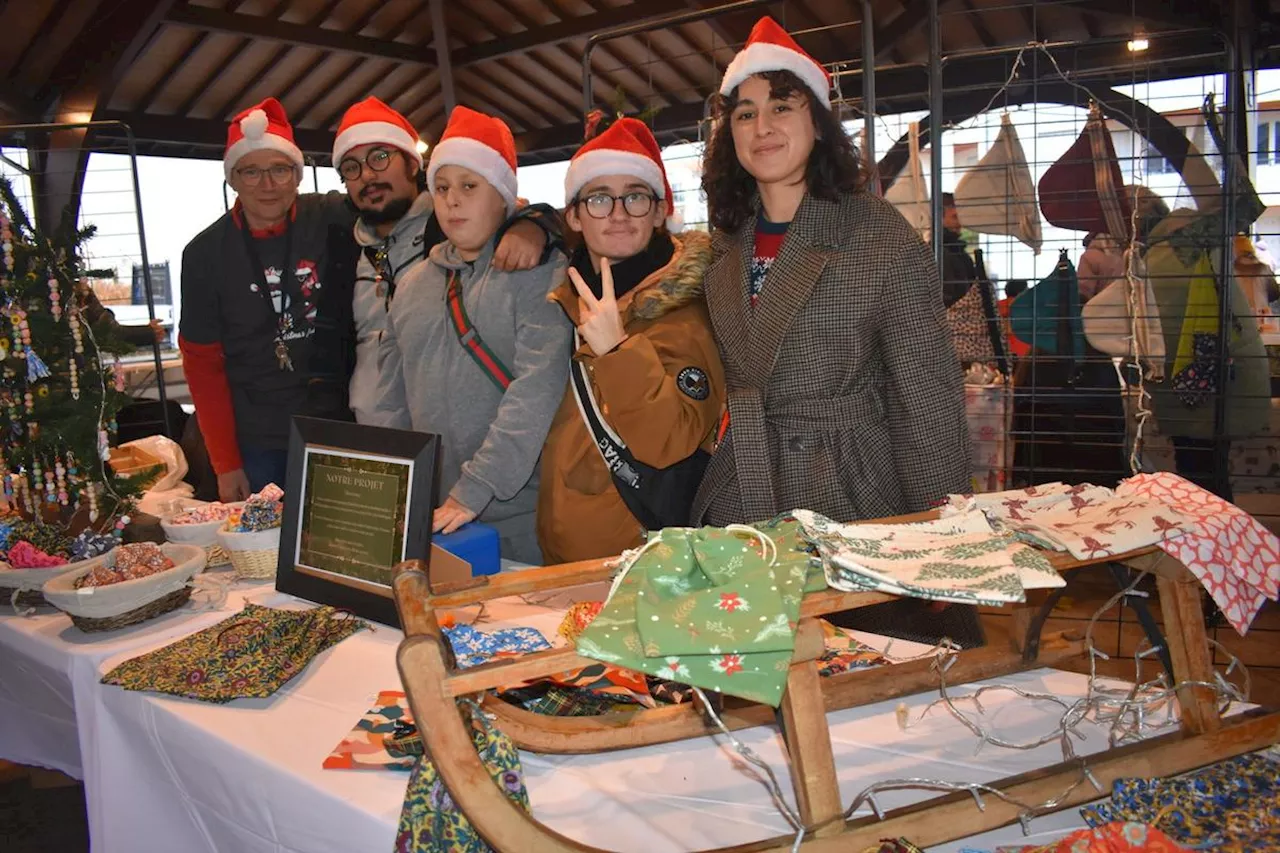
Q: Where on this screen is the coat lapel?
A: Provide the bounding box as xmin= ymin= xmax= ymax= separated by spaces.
xmin=746 ymin=194 xmax=840 ymax=384
xmin=703 ymin=230 xmax=753 ymax=373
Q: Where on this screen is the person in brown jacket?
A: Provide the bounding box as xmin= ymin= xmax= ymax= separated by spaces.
xmin=537 ymin=117 xmax=724 ymax=564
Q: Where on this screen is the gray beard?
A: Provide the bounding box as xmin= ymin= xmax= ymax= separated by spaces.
xmin=358 ymin=195 xmax=414 ymax=226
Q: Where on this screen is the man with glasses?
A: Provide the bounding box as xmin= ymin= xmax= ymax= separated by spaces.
xmin=537 ymin=117 xmax=723 ymax=563
xmin=308 ymin=96 xmax=558 ymax=425
xmin=180 ymin=98 xmax=361 ymax=500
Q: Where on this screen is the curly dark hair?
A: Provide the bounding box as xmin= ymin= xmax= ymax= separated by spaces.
xmin=701 ymin=70 xmax=866 ymax=234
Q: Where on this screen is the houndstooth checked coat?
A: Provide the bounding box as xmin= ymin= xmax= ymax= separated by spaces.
xmin=692 ymin=190 xmax=971 ymax=526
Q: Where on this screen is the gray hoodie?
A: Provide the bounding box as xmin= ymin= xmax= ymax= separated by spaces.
xmin=373 ymin=239 xmax=571 ymax=565
xmin=350 ymin=192 xmax=436 ymax=424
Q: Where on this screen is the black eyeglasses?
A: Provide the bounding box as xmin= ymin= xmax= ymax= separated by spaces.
xmin=576 ymin=191 xmax=657 ymax=220
xmin=338 ymin=148 xmax=400 ymax=182
xmin=234 ymin=164 xmax=298 ymax=187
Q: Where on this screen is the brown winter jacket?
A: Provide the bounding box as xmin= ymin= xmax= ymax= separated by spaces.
xmin=537 ymin=231 xmax=724 ymax=564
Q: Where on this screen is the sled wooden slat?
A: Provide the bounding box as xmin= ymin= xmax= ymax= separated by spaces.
xmin=391 ymin=512 xmax=1266 ymax=853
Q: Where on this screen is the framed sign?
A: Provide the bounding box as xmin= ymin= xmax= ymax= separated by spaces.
xmin=276 ymin=417 xmax=441 ymax=626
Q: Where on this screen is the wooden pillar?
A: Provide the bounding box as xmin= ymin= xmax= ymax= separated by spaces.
xmin=429 ymin=0 xmax=457 ymax=117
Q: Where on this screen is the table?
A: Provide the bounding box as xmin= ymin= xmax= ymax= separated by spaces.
xmin=83 ymin=590 xmax=1143 ymax=853
xmin=0 ymin=567 xmax=250 ymax=778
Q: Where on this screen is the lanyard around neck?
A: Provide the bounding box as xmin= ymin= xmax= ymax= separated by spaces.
xmin=239 ymin=218 xmax=294 ymax=333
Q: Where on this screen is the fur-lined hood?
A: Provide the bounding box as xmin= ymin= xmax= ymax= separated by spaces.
xmin=549 ymin=230 xmax=712 ymax=326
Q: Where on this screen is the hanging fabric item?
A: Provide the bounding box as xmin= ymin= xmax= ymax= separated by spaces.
xmin=1169 ymin=254 xmax=1226 ymax=408
xmin=1080 ymin=248 xmax=1167 ymax=379
xmin=394 ymin=700 xmax=530 ymax=853
xmin=884 ymin=121 xmax=931 ymax=242
xmin=1037 ymin=104 xmax=1132 ymax=236
xmin=1008 ymin=251 xmax=1085 ymax=360
xmin=953 ymin=113 xmax=1042 ymax=253
xmin=946 ymin=250 xmax=1009 ymax=373
xmin=575 ymin=520 xmax=817 ymax=706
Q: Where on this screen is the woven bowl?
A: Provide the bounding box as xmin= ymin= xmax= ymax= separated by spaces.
xmin=42 ymin=544 xmax=206 ymax=632
xmin=160 ymin=501 xmax=244 ymax=548
xmin=1 ymin=555 xmax=109 ymax=611
xmin=216 ymin=526 xmax=281 ymax=581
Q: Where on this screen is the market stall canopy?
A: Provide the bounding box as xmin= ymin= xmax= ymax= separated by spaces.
xmin=2 ymin=0 xmax=1274 ymax=169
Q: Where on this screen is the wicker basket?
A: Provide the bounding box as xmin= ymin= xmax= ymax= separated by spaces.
xmin=1 ymin=555 xmax=108 ymax=613
xmin=161 ymin=502 xmax=243 ymax=573
xmin=216 ymin=526 xmax=281 ymax=581
xmin=42 ymin=544 xmax=206 ymax=632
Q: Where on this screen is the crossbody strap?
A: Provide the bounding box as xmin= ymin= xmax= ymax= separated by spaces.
xmin=569 ymin=334 xmax=642 ymax=490
xmin=446 ymin=269 xmax=514 ymax=391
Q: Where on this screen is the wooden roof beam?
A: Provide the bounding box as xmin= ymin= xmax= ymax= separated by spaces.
xmin=452 ymin=0 xmax=691 ymax=67
xmin=163 ymin=2 xmax=433 ymax=65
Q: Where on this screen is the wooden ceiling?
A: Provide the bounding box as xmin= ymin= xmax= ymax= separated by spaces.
xmin=1 ymin=0 xmax=1276 ymax=166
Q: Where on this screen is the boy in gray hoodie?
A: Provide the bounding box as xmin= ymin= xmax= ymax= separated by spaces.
xmin=374 ymin=107 xmax=570 ymax=565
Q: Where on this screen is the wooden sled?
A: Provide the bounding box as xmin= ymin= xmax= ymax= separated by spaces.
xmin=393 ymin=513 xmax=1280 ymax=851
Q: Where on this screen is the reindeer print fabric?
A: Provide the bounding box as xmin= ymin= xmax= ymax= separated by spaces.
xmin=944 ymin=482 xmax=1195 ymax=561
xmin=575 ymin=520 xmax=816 ymax=706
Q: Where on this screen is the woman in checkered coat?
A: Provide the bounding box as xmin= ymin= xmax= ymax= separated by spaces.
xmin=691 ymin=17 xmax=971 ymax=529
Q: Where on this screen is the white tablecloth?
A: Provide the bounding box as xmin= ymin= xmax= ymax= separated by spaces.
xmin=80 ymin=589 xmax=1144 ymax=853
xmin=0 ymin=567 xmax=253 ymax=778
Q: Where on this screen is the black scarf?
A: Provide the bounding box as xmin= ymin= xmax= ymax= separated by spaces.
xmin=569 ymin=233 xmax=675 ymax=300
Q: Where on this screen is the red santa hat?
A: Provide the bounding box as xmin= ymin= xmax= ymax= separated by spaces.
xmin=426 ymin=106 xmax=518 ymax=213
xmin=719 ymin=17 xmax=831 ymax=110
xmin=224 ymin=97 xmax=304 ymax=181
xmin=332 ymin=96 xmax=423 ymax=167
xmin=564 ymin=118 xmax=683 ymax=233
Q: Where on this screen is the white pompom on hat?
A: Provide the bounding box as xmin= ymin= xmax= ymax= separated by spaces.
xmin=564 ymin=117 xmax=683 ymax=233
xmin=719 ymin=16 xmax=832 ymax=110
xmin=426 ymin=106 xmax=519 ymax=214
xmin=223 ymin=97 xmax=304 ymax=181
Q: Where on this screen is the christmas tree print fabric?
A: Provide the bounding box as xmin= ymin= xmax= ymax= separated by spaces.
xmin=793 ymin=509 xmax=1064 ymax=606
xmin=575 ymin=519 xmax=819 ymax=706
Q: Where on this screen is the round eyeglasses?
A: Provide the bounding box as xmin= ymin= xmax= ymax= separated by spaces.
xmin=338 ymin=147 xmax=399 ymax=182
xmin=577 ymin=191 xmax=657 ymax=220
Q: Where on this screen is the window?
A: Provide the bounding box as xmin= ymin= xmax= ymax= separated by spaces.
xmin=1143 ymin=144 xmax=1177 ymax=175
xmin=953 ymin=142 xmax=979 ymax=170
xmin=1259 ymin=121 xmax=1272 ymax=165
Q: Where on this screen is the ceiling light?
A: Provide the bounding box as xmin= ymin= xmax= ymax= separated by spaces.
xmin=1127 ymin=36 xmax=1149 ymax=52
xmin=415 ymin=139 xmax=429 ymax=154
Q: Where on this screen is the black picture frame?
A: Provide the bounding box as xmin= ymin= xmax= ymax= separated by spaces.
xmin=275 ymin=416 xmax=440 ymax=627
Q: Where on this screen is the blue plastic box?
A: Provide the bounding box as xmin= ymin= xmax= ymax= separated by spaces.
xmin=434 ymin=522 xmax=501 ymax=576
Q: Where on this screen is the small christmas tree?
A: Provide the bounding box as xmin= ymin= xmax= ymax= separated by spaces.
xmin=0 ymin=175 xmax=146 ymax=562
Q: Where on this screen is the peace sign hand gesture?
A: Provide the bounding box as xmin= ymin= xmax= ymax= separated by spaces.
xmin=567 ymin=257 xmax=628 ymax=356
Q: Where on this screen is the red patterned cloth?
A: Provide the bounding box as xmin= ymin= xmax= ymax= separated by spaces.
xmin=1119 ymin=472 xmax=1280 ymax=635
xmin=5 ymin=541 xmax=68 ymax=569
xmin=558 ymin=601 xmax=603 ymax=644
xmin=995 ymin=821 xmax=1187 ymax=852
